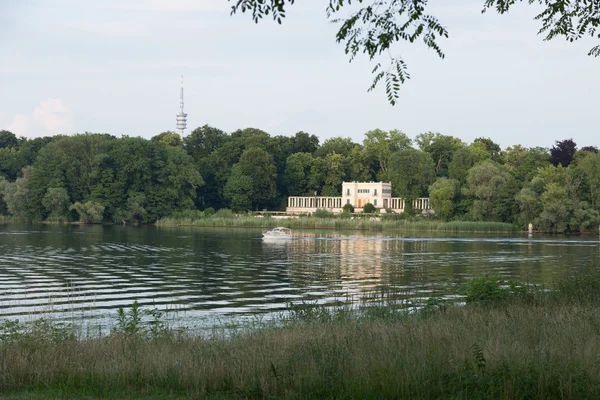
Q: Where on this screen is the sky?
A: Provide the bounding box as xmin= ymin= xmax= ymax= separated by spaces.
xmin=1 ymin=0 xmax=598 ymax=149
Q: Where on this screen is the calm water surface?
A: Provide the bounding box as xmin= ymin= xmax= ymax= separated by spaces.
xmin=1 ymin=223 xmax=599 ymax=327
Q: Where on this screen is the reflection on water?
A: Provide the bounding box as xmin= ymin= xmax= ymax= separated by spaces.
xmin=0 ymin=224 xmax=599 ymax=326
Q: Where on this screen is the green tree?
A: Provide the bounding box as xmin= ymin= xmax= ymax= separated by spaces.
xmin=151 ymin=131 xmax=183 ymax=147
xmin=346 ymin=145 xmax=373 ymax=182
xmin=70 ymin=201 xmax=105 ymax=224
xmin=42 ymin=187 xmax=70 ymax=219
xmin=0 ymin=176 xmax=9 ymax=215
xmin=235 ymin=147 xmax=277 ymax=209
xmin=428 ymin=178 xmax=459 ymax=220
xmin=224 ymin=164 xmax=253 ymax=212
xmin=284 ymin=152 xmax=315 ymax=196
xmin=462 ymin=161 xmax=509 ymax=221
xmin=502 ymin=145 xmax=551 ymax=184
xmin=537 ymin=183 xmax=571 ymax=233
xmin=288 ymin=131 xmax=320 ymax=155
xmin=448 ymin=147 xmax=483 ymax=184
xmin=322 ymin=153 xmax=346 ymax=196
xmin=363 ymin=128 xmax=412 ymax=181
xmin=515 ymin=186 xmax=543 ymax=227
xmin=3 ymin=167 xmax=34 ymax=220
xmin=114 ymin=192 xmax=148 ymax=224
xmin=577 ymin=152 xmax=600 ymax=209
xmin=472 ymin=137 xmax=502 ymax=162
xmin=388 ymin=148 xmax=436 ymax=199
xmin=184 ymin=125 xmax=226 ymax=160
xmin=315 ymin=137 xmax=357 ymax=158
xmin=416 ymin=132 xmax=464 ymax=177
xmin=230 ymin=0 xmax=599 ymax=104
xmin=0 ymin=130 xmax=18 ymax=149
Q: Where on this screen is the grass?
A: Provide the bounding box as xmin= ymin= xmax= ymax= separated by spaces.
xmin=156 ymin=214 xmax=516 ymax=233
xmin=3 ymin=272 xmax=600 ymax=399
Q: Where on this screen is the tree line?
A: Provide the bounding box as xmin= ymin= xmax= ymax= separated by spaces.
xmin=0 ymin=128 xmax=599 ymax=232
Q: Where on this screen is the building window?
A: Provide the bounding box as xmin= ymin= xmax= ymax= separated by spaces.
xmin=374 ymin=189 xmax=377 ymax=195
xmin=346 ymin=199 xmax=350 ymax=204
xmin=346 ymin=189 xmax=350 ymax=195
xmin=374 ymin=199 xmax=377 ymax=206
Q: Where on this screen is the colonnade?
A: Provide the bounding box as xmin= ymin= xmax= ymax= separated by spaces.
xmin=287 ymin=196 xmax=343 ymax=209
xmin=286 ymin=196 xmax=431 ymax=213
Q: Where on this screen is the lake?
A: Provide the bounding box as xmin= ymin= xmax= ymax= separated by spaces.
xmin=1 ymin=223 xmax=599 ymax=329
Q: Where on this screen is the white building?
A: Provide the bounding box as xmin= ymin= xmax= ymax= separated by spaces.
xmin=286 ymin=181 xmax=431 ymax=214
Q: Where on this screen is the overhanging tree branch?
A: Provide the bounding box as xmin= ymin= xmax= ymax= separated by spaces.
xmin=228 ymin=0 xmax=599 ymax=104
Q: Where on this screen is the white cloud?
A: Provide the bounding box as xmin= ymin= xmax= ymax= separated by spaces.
xmin=1 ymin=99 xmax=75 ymax=138
xmin=7 ymin=114 xmax=30 ymax=137
xmin=33 ymin=99 xmax=75 ymax=134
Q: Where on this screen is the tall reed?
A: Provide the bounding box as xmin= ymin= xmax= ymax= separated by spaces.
xmin=156 ymin=215 xmax=516 ymax=233
xmin=3 ymin=272 xmax=600 ymax=399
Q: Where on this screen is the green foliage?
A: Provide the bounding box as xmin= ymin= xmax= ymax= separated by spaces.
xmin=363 ymin=129 xmax=412 ymax=179
xmin=2 ymin=167 xmax=34 ymax=220
xmin=231 ymin=0 xmax=598 ymax=104
xmin=114 ymin=193 xmax=148 ymax=224
xmin=461 ymin=273 xmax=526 ymax=304
xmin=203 ymin=207 xmax=215 ymax=216
xmin=389 ymin=148 xmax=436 ymax=198
xmin=321 ymin=153 xmax=345 ymax=196
xmin=448 ymin=147 xmax=483 ymax=184
xmin=315 ymin=136 xmax=357 ymax=158
xmin=224 ymin=164 xmax=253 ymax=212
xmin=112 ymin=301 xmax=168 ymax=339
xmin=151 ymin=131 xmax=182 ymax=147
xmin=313 ymin=208 xmax=334 ymax=218
xmin=236 ymin=147 xmax=278 ymax=209
xmin=462 ymin=161 xmax=510 ymax=221
xmin=70 ymin=201 xmax=105 ymax=224
xmin=214 ymin=208 xmax=234 ymax=218
xmin=416 ymin=132 xmax=465 ymax=177
xmin=2 ymin=124 xmax=600 ymax=233
xmin=42 ymin=187 xmax=70 ymax=219
xmin=428 ymin=178 xmax=459 ymax=220
xmin=577 ymin=152 xmax=600 ymax=208
xmin=362 ymin=203 xmax=376 ymax=214
xmin=0 ymin=130 xmax=18 ymax=149
xmin=342 ymin=203 xmax=354 ymax=213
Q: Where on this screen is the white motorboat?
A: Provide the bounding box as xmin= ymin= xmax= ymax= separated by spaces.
xmin=262 ymin=227 xmax=293 ymax=239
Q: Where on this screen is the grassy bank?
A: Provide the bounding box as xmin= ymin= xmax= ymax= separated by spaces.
xmin=156 ymin=214 xmax=516 ymax=233
xmin=3 ymin=272 xmax=600 ymax=399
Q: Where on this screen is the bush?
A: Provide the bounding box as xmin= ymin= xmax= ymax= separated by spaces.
xmin=343 ymin=203 xmax=355 ymax=213
xmin=203 ymin=207 xmax=215 ymax=216
xmin=461 ymin=273 xmax=527 ymax=304
xmin=363 ymin=203 xmax=376 ymax=214
xmin=214 ymin=208 xmax=234 ymax=218
xmin=70 ymin=201 xmax=105 ymax=224
xmin=313 ymin=208 xmax=334 ymax=218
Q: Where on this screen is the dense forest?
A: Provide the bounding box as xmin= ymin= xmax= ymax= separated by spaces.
xmin=0 ymin=127 xmax=599 ymax=233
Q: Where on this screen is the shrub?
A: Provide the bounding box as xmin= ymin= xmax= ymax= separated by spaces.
xmin=461 ymin=273 xmax=527 ymax=304
xmin=70 ymin=201 xmax=105 ymax=224
xmin=363 ymin=203 xmax=376 ymax=214
xmin=214 ymin=208 xmax=234 ymax=218
xmin=313 ymin=208 xmax=334 ymax=218
xmin=343 ymin=203 xmax=355 ymax=213
xmin=203 ymin=207 xmax=215 ymax=216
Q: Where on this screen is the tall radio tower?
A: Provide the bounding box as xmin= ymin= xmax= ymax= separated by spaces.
xmin=176 ymin=75 xmax=187 ymax=137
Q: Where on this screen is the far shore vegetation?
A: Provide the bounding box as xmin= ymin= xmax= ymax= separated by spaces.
xmin=1 ymin=129 xmax=600 ymax=234
xmin=3 ymin=270 xmax=600 ymax=399
xmin=156 ymin=208 xmax=517 ymax=233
